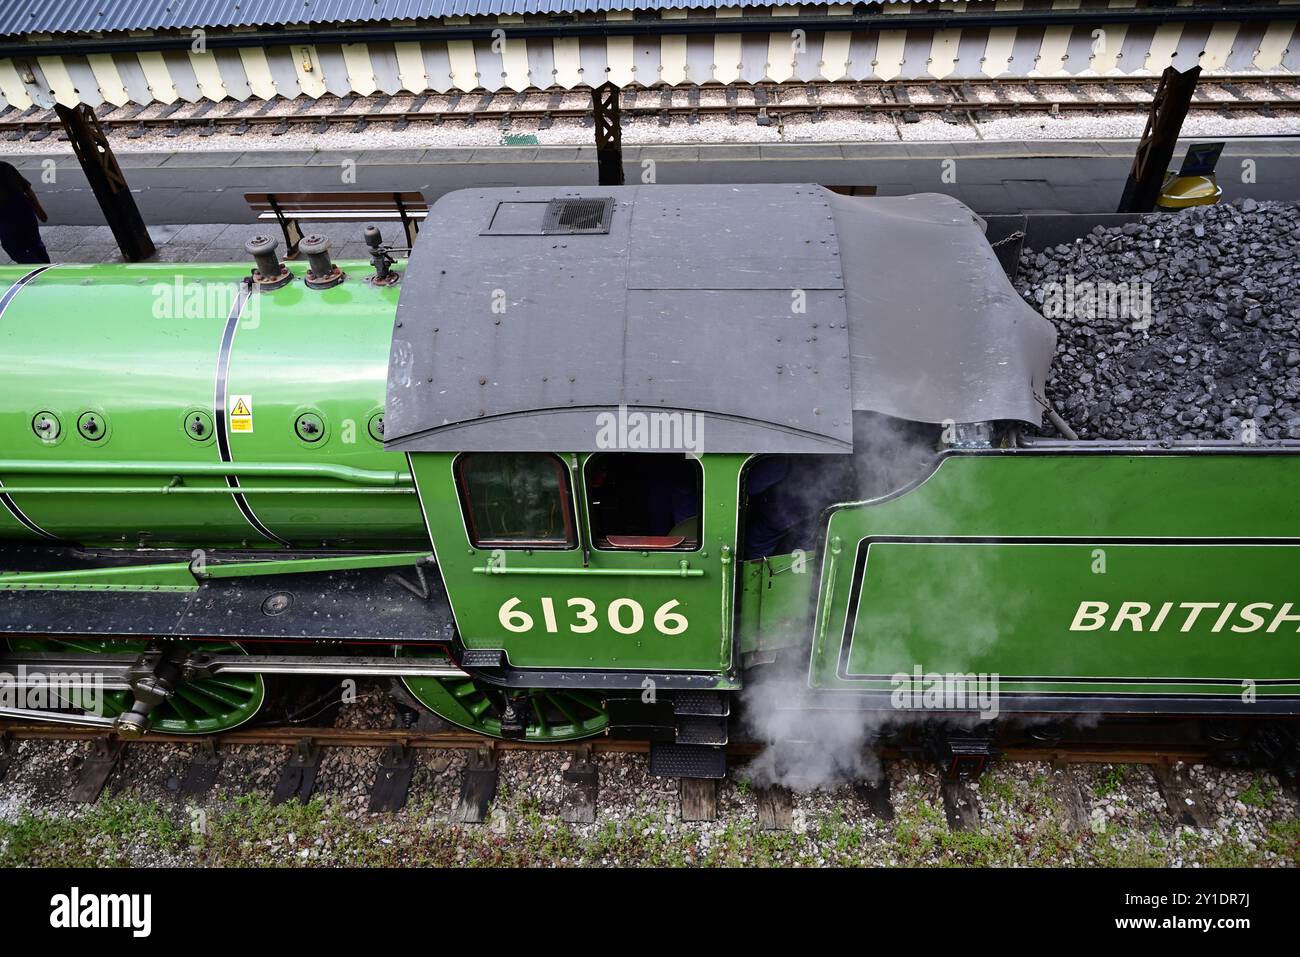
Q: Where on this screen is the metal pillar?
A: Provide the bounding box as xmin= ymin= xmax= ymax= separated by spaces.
xmin=53 ymin=103 xmax=155 ymax=261
xmin=591 ymin=82 xmax=624 ymax=187
xmin=1117 ymin=65 xmax=1202 ymax=214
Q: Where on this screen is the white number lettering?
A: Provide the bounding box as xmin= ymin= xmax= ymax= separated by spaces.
xmin=608 ymin=598 xmax=644 ymax=634
xmin=653 ymin=599 xmax=688 ymax=635
xmin=496 ymin=597 xmax=690 ymax=635
xmin=499 ymin=596 xmax=533 ymax=633
xmin=568 ymin=597 xmax=598 ymax=633
xmin=539 ymin=596 xmax=558 ymax=633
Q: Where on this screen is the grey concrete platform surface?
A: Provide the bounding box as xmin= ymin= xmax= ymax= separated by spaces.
xmin=5 ymin=136 xmax=1299 ymax=233
xmin=0 ymin=221 xmax=377 ymax=266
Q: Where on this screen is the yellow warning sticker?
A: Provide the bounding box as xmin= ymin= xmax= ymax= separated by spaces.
xmin=230 ymin=394 xmax=253 ymax=433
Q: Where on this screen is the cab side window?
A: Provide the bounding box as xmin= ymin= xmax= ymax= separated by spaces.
xmin=456 ymin=453 xmax=576 ymax=548
xmin=585 ymin=453 xmax=702 ymax=550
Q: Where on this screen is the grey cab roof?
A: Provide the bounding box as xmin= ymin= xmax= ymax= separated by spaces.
xmin=384 ymin=184 xmax=1055 ymax=455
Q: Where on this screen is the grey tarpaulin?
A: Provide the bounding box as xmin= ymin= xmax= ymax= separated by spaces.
xmin=830 ymin=191 xmax=1056 ymax=427
xmin=384 ymin=184 xmax=1054 ymax=454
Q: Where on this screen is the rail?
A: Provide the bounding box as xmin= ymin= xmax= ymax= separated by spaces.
xmin=0 ymin=719 xmax=1220 ymax=765
xmin=1 ymin=77 xmax=1295 ymax=142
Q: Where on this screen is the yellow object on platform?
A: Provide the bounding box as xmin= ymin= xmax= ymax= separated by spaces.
xmin=1157 ymin=173 xmax=1223 ymax=209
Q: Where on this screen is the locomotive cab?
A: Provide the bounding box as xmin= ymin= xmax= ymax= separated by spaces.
xmin=404 ymin=449 xmax=745 ymax=682
xmin=383 ymin=184 xmax=876 ymax=694
xmin=381 ymin=183 xmax=1059 ymax=744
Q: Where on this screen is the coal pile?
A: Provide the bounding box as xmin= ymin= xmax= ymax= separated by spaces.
xmin=1016 ymin=199 xmax=1300 ymax=441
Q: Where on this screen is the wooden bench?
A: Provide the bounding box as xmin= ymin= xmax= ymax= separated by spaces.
xmin=243 ymin=191 xmax=428 ymax=257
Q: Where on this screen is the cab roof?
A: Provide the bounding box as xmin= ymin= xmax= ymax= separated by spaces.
xmin=384 ymin=184 xmax=1054 ymax=454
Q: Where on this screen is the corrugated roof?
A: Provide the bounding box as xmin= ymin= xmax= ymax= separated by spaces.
xmin=0 ymin=0 xmax=949 ymax=37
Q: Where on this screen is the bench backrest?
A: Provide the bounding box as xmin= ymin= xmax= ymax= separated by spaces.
xmin=244 ymin=191 xmax=429 ymax=216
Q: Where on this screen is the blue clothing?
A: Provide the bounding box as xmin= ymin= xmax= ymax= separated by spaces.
xmin=0 ymin=161 xmax=49 ymax=264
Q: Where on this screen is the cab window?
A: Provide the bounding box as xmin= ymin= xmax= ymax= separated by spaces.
xmin=585 ymin=453 xmax=702 ymax=550
xmin=456 ymin=453 xmax=576 ymax=548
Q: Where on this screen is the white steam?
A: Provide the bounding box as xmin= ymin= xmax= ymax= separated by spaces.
xmin=739 ymin=659 xmax=885 ymax=792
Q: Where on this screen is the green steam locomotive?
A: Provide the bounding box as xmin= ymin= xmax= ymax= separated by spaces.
xmin=1 ymin=185 xmax=1296 ymax=778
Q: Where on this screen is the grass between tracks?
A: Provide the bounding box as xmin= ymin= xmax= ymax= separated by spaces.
xmin=1 ymin=778 xmax=1296 ymax=868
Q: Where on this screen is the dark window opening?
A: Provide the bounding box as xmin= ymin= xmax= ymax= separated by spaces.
xmin=742 ymin=416 xmax=944 ymax=560
xmin=456 ymin=453 xmax=576 ymax=549
xmin=742 ymin=454 xmax=857 ymax=560
xmin=585 ymin=453 xmax=702 ymax=550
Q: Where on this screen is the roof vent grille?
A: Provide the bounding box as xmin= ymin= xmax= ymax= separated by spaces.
xmin=543 ymin=198 xmax=614 ymax=234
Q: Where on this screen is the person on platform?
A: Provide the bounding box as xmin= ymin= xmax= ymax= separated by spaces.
xmin=0 ymin=160 xmax=50 ymax=264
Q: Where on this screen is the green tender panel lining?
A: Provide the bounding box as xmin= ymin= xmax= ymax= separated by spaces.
xmin=811 ymin=452 xmax=1300 ymax=698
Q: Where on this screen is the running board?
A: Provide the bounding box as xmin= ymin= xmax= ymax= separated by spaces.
xmin=190 ymin=654 xmax=469 ymax=678
xmin=0 ymin=652 xmax=469 ymax=683
xmin=0 ymin=558 xmax=455 ymax=644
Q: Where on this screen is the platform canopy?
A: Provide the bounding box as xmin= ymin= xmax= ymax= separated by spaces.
xmin=384 ymin=184 xmax=1054 ymax=455
xmin=0 ymin=1 xmax=968 ymax=35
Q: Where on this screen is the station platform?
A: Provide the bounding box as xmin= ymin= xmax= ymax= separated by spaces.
xmin=0 ymin=221 xmax=366 ymax=266
xmin=3 ymin=137 xmax=1298 ymax=260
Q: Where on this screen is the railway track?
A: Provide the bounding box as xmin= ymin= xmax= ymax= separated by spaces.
xmin=0 ymin=716 xmax=1258 ymax=829
xmin=0 ymin=718 xmax=1218 ymax=764
xmin=1 ymin=75 xmax=1297 ymax=142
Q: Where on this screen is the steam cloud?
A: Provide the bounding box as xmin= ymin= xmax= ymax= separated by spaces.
xmin=736 ymin=412 xmax=1046 ymax=792
xmin=739 ymin=659 xmax=884 ymax=792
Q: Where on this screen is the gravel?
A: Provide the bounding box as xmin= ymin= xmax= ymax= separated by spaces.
xmin=1018 ymin=199 xmax=1300 ymax=441
xmin=1 ymin=739 xmax=1295 ymax=866
xmin=0 ymin=100 xmax=1295 ymax=155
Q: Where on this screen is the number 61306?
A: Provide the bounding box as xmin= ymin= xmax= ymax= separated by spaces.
xmin=497 ymin=596 xmax=688 ymax=636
